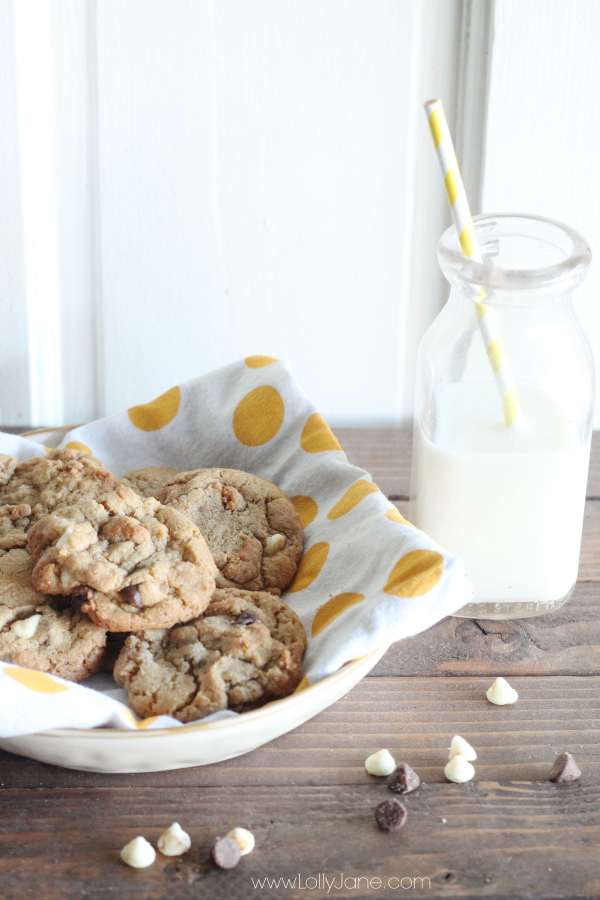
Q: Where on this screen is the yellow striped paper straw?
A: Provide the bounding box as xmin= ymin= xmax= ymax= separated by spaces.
xmin=424 ymin=98 xmax=520 ymax=427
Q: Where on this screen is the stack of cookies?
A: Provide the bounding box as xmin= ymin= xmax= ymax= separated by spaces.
xmin=0 ymin=450 xmax=307 ymax=723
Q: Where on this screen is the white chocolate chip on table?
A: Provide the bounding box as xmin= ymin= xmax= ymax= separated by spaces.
xmin=444 ymin=754 xmax=475 ymax=784
xmin=365 ymin=749 xmax=396 ymax=777
xmin=486 ymin=677 xmax=518 ymax=705
xmin=449 ymin=735 xmax=477 ymax=761
xmin=227 ymin=827 xmax=255 ymax=856
xmin=120 ymin=836 xmax=156 ymax=868
xmin=157 ymin=823 xmax=191 ymax=856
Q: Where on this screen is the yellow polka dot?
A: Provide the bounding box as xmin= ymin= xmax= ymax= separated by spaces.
xmin=44 ymin=446 xmax=52 ymax=453
xmin=290 ymin=495 xmax=318 ymax=528
xmin=386 ymin=508 xmax=415 ymax=527
xmin=233 ymin=385 xmax=285 ymax=446
xmin=311 ymin=592 xmax=365 ymax=637
xmin=245 ymin=355 xmax=279 ymax=368
xmin=383 ymin=550 xmax=444 ymax=598
xmin=294 ymin=676 xmax=310 ymax=693
xmin=287 ymin=542 xmax=329 ymax=593
xmin=128 ymin=385 xmax=181 ymax=432
xmin=4 ymin=667 xmax=69 ymax=693
xmin=136 ymin=716 xmax=159 ymax=729
xmin=65 ymin=441 xmax=92 ymax=455
xmin=300 ymin=413 xmax=342 ymax=454
xmin=327 ymin=480 xmax=379 ymax=519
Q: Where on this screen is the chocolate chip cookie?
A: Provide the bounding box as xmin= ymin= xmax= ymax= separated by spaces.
xmin=122 ymin=466 xmax=181 ymax=498
xmin=0 ymin=548 xmax=107 ymax=682
xmin=155 ymin=469 xmax=303 ymax=593
xmin=113 ymin=587 xmax=307 ymax=722
xmin=26 ymin=490 xmax=218 ymax=632
xmin=0 ymin=449 xmax=121 ymax=550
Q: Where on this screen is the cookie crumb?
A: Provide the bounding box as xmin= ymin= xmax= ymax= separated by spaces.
xmin=120 ymin=836 xmax=156 ymax=868
xmin=157 ymin=823 xmax=191 ymax=856
xmin=444 ymin=754 xmax=475 ymax=783
xmin=449 ymin=735 xmax=477 ymax=761
xmin=486 ymin=677 xmax=518 ymax=705
xmin=387 ymin=762 xmax=420 ymax=794
xmin=365 ymin=749 xmax=396 ymax=777
xmin=211 ymin=836 xmax=241 ymax=869
xmin=549 ymin=752 xmax=581 ymax=783
xmin=227 ymin=827 xmax=255 ymax=856
xmin=375 ymin=798 xmax=407 ymax=832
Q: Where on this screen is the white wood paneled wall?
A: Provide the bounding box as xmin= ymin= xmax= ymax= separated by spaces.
xmin=482 ymin=0 xmax=600 ymax=426
xmin=2 ymin=0 xmax=484 ymax=427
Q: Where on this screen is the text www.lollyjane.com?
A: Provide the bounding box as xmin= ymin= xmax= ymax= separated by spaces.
xmin=250 ymin=873 xmax=431 ymax=891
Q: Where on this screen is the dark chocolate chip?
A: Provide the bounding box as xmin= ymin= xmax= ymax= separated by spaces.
xmin=211 ymin=836 xmax=241 ymax=869
xmin=70 ymin=585 xmax=94 ymax=609
xmin=235 ymin=609 xmax=259 ymax=626
xmin=388 ymin=762 xmax=420 ymax=794
xmin=375 ymin=798 xmax=407 ymax=832
xmin=120 ymin=585 xmax=144 ymax=609
xmin=550 ymin=752 xmax=581 ymax=783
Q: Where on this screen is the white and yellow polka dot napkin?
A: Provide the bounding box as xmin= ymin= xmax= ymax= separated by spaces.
xmin=0 ymin=356 xmax=473 ymax=735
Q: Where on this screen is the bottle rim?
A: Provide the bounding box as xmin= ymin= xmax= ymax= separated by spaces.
xmin=438 ymin=212 xmax=591 ymax=294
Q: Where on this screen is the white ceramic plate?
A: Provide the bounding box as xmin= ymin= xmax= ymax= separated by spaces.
xmin=0 ymin=428 xmax=386 ymax=773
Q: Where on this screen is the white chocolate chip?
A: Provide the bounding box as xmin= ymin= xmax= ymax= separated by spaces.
xmin=486 ymin=677 xmax=518 ymax=705
xmin=120 ymin=836 xmax=156 ymax=868
xmin=449 ymin=735 xmax=477 ymax=761
xmin=227 ymin=827 xmax=255 ymax=856
xmin=365 ymin=749 xmax=396 ymax=777
xmin=10 ymin=614 xmax=41 ymax=639
xmin=157 ymin=823 xmax=191 ymax=856
xmin=444 ymin=754 xmax=475 ymax=784
xmin=266 ymin=533 xmax=286 ymax=554
xmin=61 ymin=568 xmax=79 ymax=591
xmin=56 ymin=523 xmax=75 ymax=549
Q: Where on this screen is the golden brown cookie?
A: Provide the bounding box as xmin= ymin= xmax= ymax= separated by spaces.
xmin=122 ymin=466 xmax=181 ymax=498
xmin=113 ymin=587 xmax=307 ymax=722
xmin=0 ymin=449 xmax=121 ymax=550
xmin=26 ymin=490 xmax=218 ymax=632
xmin=155 ymin=469 xmax=303 ymax=593
xmin=0 ymin=548 xmax=107 ymax=682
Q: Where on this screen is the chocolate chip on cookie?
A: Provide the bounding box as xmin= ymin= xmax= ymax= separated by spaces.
xmin=235 ymin=609 xmax=259 ymax=626
xmin=120 ymin=585 xmax=144 ymax=609
xmin=155 ymin=469 xmax=304 ymax=593
xmin=71 ymin=585 xmax=94 ymax=609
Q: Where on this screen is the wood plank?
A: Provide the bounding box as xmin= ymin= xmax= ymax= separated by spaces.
xmin=0 ymin=780 xmax=598 ymax=900
xmin=0 ymin=676 xmax=598 ymax=788
xmin=374 ymin=581 xmax=600 ymax=677
xmin=333 ymin=427 xmax=413 ymax=499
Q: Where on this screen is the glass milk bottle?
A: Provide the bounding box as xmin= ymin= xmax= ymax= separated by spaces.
xmin=410 ymin=213 xmax=593 ymax=619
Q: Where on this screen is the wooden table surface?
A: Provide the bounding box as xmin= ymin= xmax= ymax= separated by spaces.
xmin=1 ymin=428 xmax=599 ymax=900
